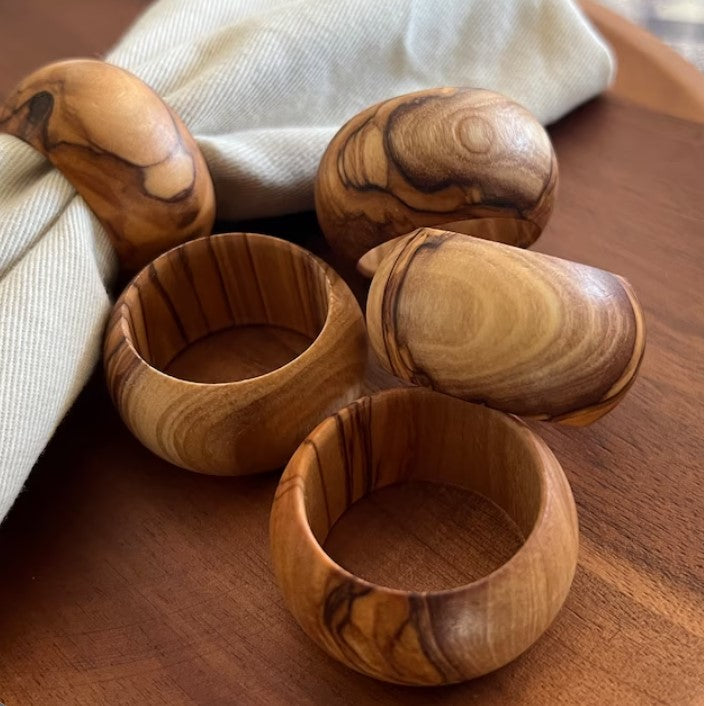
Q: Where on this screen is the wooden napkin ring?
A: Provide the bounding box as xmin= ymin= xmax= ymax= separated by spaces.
xmin=315 ymin=87 xmax=557 ymax=263
xmin=270 ymin=387 xmax=579 ymax=685
xmin=0 ymin=58 xmax=215 ymax=270
xmin=366 ymin=228 xmax=646 ymax=425
xmin=104 ymin=232 xmax=368 ymax=475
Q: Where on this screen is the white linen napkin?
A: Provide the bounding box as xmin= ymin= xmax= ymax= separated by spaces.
xmin=0 ymin=0 xmax=613 ymax=521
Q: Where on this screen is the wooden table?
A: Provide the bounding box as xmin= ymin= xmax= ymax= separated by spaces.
xmin=0 ymin=2 xmax=702 ymax=703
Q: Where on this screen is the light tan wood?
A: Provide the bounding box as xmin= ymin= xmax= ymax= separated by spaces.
xmin=0 ymin=58 xmax=215 ymax=270
xmin=367 ymin=228 xmax=645 ymax=425
xmin=315 ymin=87 xmax=557 ymax=262
xmin=357 ymin=226 xmax=515 ymax=278
xmin=103 ymin=232 xmax=368 ymax=475
xmin=270 ymin=387 xmax=579 ymax=685
xmin=0 ymin=4 xmax=702 ymax=703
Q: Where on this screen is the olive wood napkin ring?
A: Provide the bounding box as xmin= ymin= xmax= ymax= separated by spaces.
xmin=0 ymin=58 xmax=215 ymax=270
xmin=366 ymin=227 xmax=646 ymax=425
xmin=104 ymin=232 xmax=368 ymax=475
xmin=270 ymin=387 xmax=579 ymax=685
xmin=315 ymin=86 xmax=557 ymax=263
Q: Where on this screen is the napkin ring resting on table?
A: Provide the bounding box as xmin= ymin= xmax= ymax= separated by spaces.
xmin=0 ymin=60 xmax=645 ymax=687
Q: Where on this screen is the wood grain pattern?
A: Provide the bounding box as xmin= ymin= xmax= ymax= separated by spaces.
xmin=0 ymin=4 xmax=702 ymax=704
xmin=315 ymin=87 xmax=557 ymax=262
xmin=0 ymin=58 xmax=215 ymax=270
xmin=270 ymin=387 xmax=578 ymax=685
xmin=104 ymin=232 xmax=368 ymax=475
xmin=366 ymin=227 xmax=645 ymax=425
xmin=0 ymin=95 xmax=701 ymax=705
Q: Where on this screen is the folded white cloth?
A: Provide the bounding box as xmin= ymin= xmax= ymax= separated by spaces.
xmin=0 ymin=0 xmax=613 ymax=521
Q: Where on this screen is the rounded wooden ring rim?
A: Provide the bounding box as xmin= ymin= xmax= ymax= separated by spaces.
xmin=0 ymin=58 xmax=216 ymax=270
xmin=103 ymin=232 xmax=368 ymax=475
xmin=270 ymin=387 xmax=579 ymax=685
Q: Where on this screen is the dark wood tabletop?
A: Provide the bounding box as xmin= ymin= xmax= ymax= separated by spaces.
xmin=0 ymin=2 xmax=702 ymax=703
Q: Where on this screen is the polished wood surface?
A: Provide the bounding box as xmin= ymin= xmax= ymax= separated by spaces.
xmin=0 ymin=59 xmax=215 ymax=270
xmin=104 ymin=232 xmax=367 ymax=475
xmin=366 ymin=227 xmax=645 ymax=425
xmin=271 ymin=388 xmax=579 ymax=685
xmin=0 ymin=2 xmax=702 ymax=704
xmin=315 ymin=87 xmax=556 ymax=262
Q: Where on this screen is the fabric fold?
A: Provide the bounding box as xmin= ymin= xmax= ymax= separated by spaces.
xmin=0 ymin=0 xmax=613 ymax=521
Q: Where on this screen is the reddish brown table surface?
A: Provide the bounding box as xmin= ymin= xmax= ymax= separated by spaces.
xmin=0 ymin=2 xmax=703 ymax=704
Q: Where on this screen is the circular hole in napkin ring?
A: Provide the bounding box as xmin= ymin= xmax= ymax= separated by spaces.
xmin=270 ymin=387 xmax=579 ymax=685
xmin=104 ymin=232 xmax=367 ymax=476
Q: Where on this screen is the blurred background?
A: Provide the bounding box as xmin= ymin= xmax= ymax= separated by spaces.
xmin=601 ymin=0 xmax=704 ymax=68
xmin=0 ymin=0 xmax=703 ymax=101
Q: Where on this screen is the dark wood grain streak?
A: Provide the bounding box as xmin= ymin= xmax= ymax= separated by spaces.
xmin=271 ymin=388 xmax=578 ymax=685
xmin=0 ymin=59 xmax=215 ymax=270
xmin=0 ymin=3 xmax=702 ymax=703
xmin=367 ymin=227 xmax=646 ymax=425
xmin=315 ymin=87 xmax=557 ymax=262
xmin=104 ymin=233 xmax=367 ymax=475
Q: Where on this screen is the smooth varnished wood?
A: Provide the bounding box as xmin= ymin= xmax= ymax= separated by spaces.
xmin=270 ymin=387 xmax=579 ymax=685
xmin=315 ymin=87 xmax=557 ymax=262
xmin=0 ymin=4 xmax=702 ymax=704
xmin=0 ymin=96 xmax=701 ymax=704
xmin=367 ymin=228 xmax=645 ymax=425
xmin=0 ymin=58 xmax=215 ymax=269
xmin=324 ymin=482 xmax=525 ymax=591
xmin=104 ymin=232 xmax=368 ymax=475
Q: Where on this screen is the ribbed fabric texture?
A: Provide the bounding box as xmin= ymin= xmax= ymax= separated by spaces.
xmin=0 ymin=0 xmax=613 ymax=521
